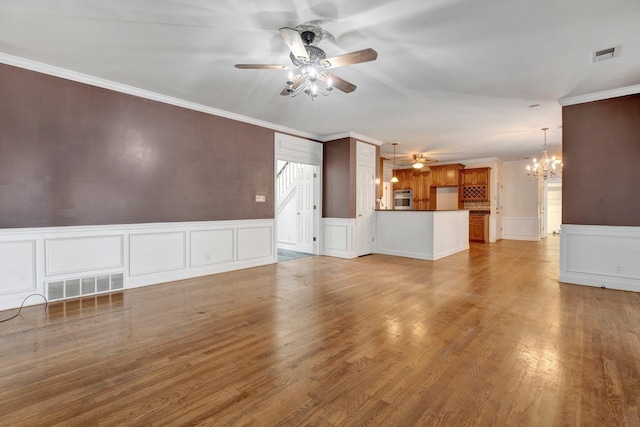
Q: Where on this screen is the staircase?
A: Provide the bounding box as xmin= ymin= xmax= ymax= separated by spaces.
xmin=276 ymin=161 xmax=298 ymax=213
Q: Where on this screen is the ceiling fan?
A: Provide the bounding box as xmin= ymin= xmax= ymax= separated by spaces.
xmin=234 ymin=24 xmax=377 ymax=99
xmin=397 ymin=153 xmax=439 ymax=169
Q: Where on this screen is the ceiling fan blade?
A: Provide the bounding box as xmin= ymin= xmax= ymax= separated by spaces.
xmin=234 ymin=64 xmax=288 ymax=70
xmin=320 ymin=48 xmax=378 ymax=69
xmin=280 ymin=79 xmax=303 ymax=96
xmin=279 ymin=27 xmax=309 ymax=61
xmin=321 ymin=72 xmax=356 ymax=93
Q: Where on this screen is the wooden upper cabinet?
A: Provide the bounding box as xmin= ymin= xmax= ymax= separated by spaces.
xmin=392 ymin=169 xmax=413 ymax=190
xmin=461 ymin=167 xmax=491 ymax=201
xmin=462 ymin=168 xmax=489 ymax=186
xmin=429 ymin=164 xmax=465 ymax=187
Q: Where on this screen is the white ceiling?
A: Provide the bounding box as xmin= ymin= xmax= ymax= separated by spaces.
xmin=1 ymin=0 xmax=639 ymax=161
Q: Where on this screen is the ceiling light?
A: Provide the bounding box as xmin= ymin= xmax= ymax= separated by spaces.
xmin=289 ymin=66 xmax=333 ymax=100
xmin=529 ymin=104 xmax=541 ymax=109
xmin=391 ymin=143 xmax=399 ymax=183
xmin=412 ymin=159 xmax=424 ymax=169
xmin=526 ymin=128 xmax=562 ymax=180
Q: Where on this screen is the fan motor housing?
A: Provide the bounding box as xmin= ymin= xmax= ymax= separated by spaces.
xmin=290 ymin=45 xmax=326 ymax=66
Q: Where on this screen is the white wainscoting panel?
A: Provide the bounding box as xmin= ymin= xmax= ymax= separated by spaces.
xmin=129 ymin=232 xmax=187 ymax=276
xmin=45 ymin=235 xmax=124 ymax=276
xmin=323 ymin=218 xmax=357 ymax=259
xmin=0 ymin=240 xmax=36 ymax=295
xmin=560 ymin=224 xmax=640 ymax=292
xmin=0 ymin=219 xmax=276 ymax=311
xmin=238 ymin=226 xmax=273 ymax=261
xmin=503 ymin=217 xmax=539 ymax=241
xmin=190 ymin=229 xmax=234 ymax=267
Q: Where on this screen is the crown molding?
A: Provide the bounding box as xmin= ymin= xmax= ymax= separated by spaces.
xmin=320 ymin=131 xmax=385 ymax=146
xmin=0 ymin=52 xmax=321 ymax=141
xmin=558 ymin=84 xmax=640 ymax=106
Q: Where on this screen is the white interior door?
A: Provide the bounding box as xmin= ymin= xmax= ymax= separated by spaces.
xmin=356 ymin=142 xmax=376 ymax=256
xmin=296 ymin=164 xmax=316 ymax=253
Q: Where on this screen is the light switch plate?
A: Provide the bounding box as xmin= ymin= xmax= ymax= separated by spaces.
xmin=255 ymin=195 xmax=266 ymax=202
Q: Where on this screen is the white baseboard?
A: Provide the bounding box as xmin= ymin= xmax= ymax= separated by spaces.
xmin=560 ymin=224 xmax=640 ymax=292
xmin=0 ymin=219 xmax=275 ymax=311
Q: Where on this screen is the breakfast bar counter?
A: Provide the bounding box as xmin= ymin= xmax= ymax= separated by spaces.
xmin=375 ymin=209 xmax=469 ymax=260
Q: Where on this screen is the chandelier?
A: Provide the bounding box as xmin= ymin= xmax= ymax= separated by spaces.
xmin=526 ymin=127 xmax=562 ymax=180
xmin=284 ymin=65 xmax=333 ymax=100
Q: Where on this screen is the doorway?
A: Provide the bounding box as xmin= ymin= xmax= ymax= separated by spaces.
xmin=274 ymin=133 xmax=322 ymax=261
xmin=546 ymin=182 xmax=562 ymax=234
xmin=276 ymin=162 xmax=317 ymax=255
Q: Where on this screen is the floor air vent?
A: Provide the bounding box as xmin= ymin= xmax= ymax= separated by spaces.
xmin=47 ymin=273 xmax=124 ymax=301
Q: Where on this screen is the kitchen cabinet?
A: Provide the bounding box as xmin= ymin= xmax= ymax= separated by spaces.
xmin=461 ymin=167 xmax=491 ymax=201
xmin=469 ymin=214 xmax=489 ymax=242
xmin=429 ymin=164 xmax=465 ymax=187
xmin=462 ymin=168 xmax=489 ymax=186
xmin=392 ymin=168 xmax=431 ymax=210
xmin=392 ymin=168 xmax=414 ymax=191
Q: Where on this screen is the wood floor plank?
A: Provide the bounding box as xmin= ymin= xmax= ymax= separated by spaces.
xmin=1 ymin=237 xmax=640 ymax=426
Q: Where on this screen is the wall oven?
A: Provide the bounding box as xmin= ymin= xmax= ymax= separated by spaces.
xmin=394 ymin=189 xmax=413 ymax=210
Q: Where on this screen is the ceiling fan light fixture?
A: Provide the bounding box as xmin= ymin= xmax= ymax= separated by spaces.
xmin=412 ymin=161 xmax=424 ymax=169
xmin=235 ymin=24 xmax=377 ymax=101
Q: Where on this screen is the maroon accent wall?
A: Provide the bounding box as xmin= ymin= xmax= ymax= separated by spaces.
xmin=0 ymin=64 xmax=275 ymax=228
xmin=562 ymin=94 xmax=640 ymax=226
xmin=323 ymin=137 xmax=356 ymax=218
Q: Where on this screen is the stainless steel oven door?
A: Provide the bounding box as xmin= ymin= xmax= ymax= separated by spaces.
xmin=394 ymin=189 xmax=413 ymax=210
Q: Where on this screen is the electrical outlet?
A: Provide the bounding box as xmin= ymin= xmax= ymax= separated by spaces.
xmin=616 ymin=265 xmax=623 ymax=273
xmin=205 ymin=253 xmax=211 ymax=262
xmin=255 ymin=195 xmax=266 ymax=202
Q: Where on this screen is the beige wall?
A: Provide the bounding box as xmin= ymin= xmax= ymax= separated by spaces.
xmin=323 ymin=137 xmax=356 ymax=218
xmin=0 ymin=64 xmax=275 ymax=228
xmin=562 ymin=94 xmax=640 ymax=226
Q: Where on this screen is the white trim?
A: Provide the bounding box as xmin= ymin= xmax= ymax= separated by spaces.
xmin=560 ymin=224 xmax=640 ymax=293
xmin=0 ymin=53 xmax=388 ymax=146
xmin=0 ymin=52 xmax=319 ymax=141
xmin=319 ymin=131 xmax=385 ymax=146
xmin=558 ymin=84 xmax=640 ymax=106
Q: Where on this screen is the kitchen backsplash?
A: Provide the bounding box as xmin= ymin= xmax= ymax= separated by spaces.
xmin=464 ymin=200 xmax=491 ymax=211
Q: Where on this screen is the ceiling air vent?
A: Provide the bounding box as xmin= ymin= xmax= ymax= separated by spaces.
xmin=593 ymin=45 xmax=620 ymax=62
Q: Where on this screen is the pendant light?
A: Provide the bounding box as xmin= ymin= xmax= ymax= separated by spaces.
xmin=390 ymin=143 xmax=399 ymax=183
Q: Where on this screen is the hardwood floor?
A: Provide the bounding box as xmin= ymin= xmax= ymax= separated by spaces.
xmin=1 ymin=237 xmax=639 ymax=426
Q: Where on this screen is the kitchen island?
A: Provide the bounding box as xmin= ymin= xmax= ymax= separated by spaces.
xmin=376 ymin=210 xmax=469 ymax=260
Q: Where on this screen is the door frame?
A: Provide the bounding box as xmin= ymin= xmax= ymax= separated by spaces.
xmin=274 ymin=133 xmax=323 ymax=257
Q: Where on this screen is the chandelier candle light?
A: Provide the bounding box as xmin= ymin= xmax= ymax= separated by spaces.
xmin=285 ymin=65 xmax=333 ymax=99
xmin=526 ymin=127 xmax=562 ymax=180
